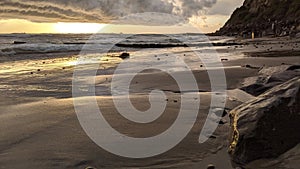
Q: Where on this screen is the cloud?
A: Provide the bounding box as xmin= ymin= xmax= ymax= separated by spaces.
xmin=115 ymin=12 xmax=186 ymax=26
xmin=208 ymin=0 xmax=243 ymax=15
xmin=178 ymin=0 xmax=217 ymax=17
xmin=0 ymin=0 xmax=218 ymax=25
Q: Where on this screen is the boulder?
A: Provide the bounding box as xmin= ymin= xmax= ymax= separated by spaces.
xmin=241 ymin=65 xmax=300 ymax=96
xmin=229 ymin=77 xmax=300 ymax=164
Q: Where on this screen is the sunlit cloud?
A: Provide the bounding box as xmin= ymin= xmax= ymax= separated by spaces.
xmin=0 ymin=0 xmax=244 ymax=33
xmin=0 ymin=0 xmax=218 ymax=25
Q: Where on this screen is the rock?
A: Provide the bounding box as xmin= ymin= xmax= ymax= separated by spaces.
xmin=287 ymin=65 xmax=300 ymax=71
xmin=207 ymin=164 xmax=215 ymax=169
xmin=259 ymin=65 xmax=296 ymax=76
xmin=215 ymin=0 xmax=300 ymax=37
xmin=227 ymin=89 xmax=256 ymax=103
xmin=85 ymin=167 xmax=96 ymax=169
xmin=219 ymin=120 xmax=227 ymax=125
xmin=13 ymin=41 xmax=26 ymax=44
xmin=241 ymin=65 xmax=300 ymax=96
xmin=235 ymin=167 xmax=244 ymax=169
xmin=212 ymin=108 xmax=228 ymax=117
xmin=229 ymin=77 xmax=300 ymax=164
xmin=118 ymin=52 xmax=130 ymax=59
xmin=242 ymin=64 xmax=260 ymax=69
xmin=209 ymin=135 xmax=217 ymax=139
xmin=267 ymin=71 xmax=300 ymax=83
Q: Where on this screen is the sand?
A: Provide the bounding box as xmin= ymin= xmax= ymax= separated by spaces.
xmin=0 ymin=36 xmax=300 ymax=169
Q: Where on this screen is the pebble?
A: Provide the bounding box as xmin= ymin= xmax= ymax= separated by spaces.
xmin=85 ymin=167 xmax=96 ymax=169
xmin=207 ymin=164 xmax=215 ymax=169
xmin=209 ymin=135 xmax=217 ymax=139
xmin=219 ymin=120 xmax=227 ymax=125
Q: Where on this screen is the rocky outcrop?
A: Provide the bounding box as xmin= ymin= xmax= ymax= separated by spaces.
xmin=229 ymin=77 xmax=300 ymax=164
xmin=241 ymin=65 xmax=300 ymax=96
xmin=215 ymin=0 xmax=300 ymax=37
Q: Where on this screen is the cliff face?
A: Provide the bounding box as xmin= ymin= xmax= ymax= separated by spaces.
xmin=216 ymin=0 xmax=300 ymax=37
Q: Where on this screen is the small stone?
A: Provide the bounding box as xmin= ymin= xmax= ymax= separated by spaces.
xmin=207 ymin=164 xmax=215 ymax=169
xmin=219 ymin=120 xmax=227 ymax=125
xmin=221 ymin=58 xmax=228 ymax=62
xmin=209 ymin=135 xmax=217 ymax=139
xmin=85 ymin=167 xmax=96 ymax=169
xmin=119 ymin=52 xmax=130 ymax=59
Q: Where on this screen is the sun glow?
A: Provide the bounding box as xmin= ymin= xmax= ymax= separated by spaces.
xmin=54 ymin=22 xmax=107 ymax=33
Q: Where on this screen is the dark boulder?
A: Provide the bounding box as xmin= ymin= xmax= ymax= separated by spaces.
xmin=241 ymin=65 xmax=300 ymax=96
xmin=229 ymin=77 xmax=300 ymax=164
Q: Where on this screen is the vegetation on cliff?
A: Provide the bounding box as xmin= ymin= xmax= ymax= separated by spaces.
xmin=216 ymin=0 xmax=300 ymax=37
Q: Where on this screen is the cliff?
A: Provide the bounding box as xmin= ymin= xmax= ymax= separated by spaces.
xmin=215 ymin=0 xmax=300 ymax=37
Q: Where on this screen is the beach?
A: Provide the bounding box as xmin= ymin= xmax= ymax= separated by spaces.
xmin=1 ymin=34 xmax=300 ymax=169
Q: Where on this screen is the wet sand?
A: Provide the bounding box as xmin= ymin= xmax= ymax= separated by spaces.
xmin=1 ymin=36 xmax=300 ymax=169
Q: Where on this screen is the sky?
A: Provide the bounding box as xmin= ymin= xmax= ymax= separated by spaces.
xmin=0 ymin=0 xmax=244 ymax=34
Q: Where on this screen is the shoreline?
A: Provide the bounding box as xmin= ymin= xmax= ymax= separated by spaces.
xmin=0 ymin=35 xmax=300 ymax=169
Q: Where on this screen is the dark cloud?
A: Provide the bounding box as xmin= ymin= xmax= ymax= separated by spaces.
xmin=0 ymin=0 xmax=219 ymax=25
xmin=179 ymin=0 xmax=217 ymax=17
